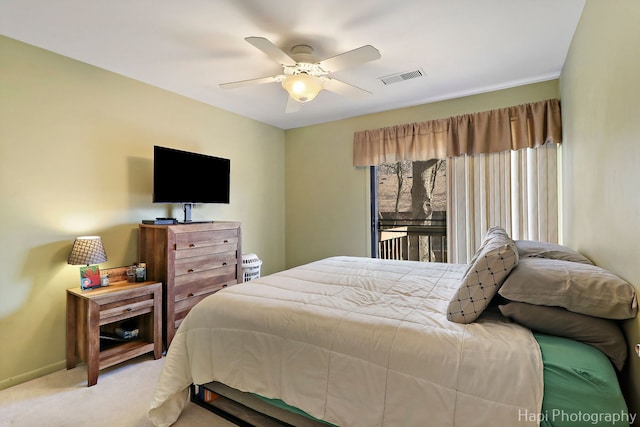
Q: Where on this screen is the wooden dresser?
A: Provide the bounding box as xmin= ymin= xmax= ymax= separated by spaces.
xmin=138 ymin=221 xmax=242 ymax=347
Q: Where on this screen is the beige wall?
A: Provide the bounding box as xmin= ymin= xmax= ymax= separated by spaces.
xmin=0 ymin=36 xmax=286 ymax=388
xmin=560 ymin=0 xmax=640 ymax=417
xmin=284 ymin=80 xmax=560 ymax=268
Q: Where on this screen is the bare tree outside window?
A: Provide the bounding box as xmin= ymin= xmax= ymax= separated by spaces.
xmin=374 ymin=160 xmax=447 ymax=262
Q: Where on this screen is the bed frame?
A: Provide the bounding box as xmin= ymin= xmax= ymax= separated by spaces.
xmin=191 ymin=382 xmax=330 ymax=427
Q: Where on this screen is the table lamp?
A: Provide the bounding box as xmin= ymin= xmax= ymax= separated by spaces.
xmin=68 ymin=236 xmax=108 ymax=290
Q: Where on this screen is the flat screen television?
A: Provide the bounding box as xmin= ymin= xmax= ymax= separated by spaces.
xmin=153 ymin=145 xmax=230 ymax=222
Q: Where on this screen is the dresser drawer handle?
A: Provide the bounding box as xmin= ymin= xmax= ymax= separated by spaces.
xmin=187 ymin=268 xmax=194 ymax=273
xmin=189 ymin=243 xmax=196 ymax=248
xmin=223 ymin=239 xmax=229 ymax=243
xmin=222 ymin=262 xmax=227 ymax=266
xmin=222 ymin=284 xmax=227 ymax=288
xmin=188 ymin=293 xmax=194 ymax=297
xmin=125 ymin=307 xmax=132 ymax=312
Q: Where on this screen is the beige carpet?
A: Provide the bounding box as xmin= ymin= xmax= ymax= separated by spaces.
xmin=0 ymin=355 xmax=236 ymax=427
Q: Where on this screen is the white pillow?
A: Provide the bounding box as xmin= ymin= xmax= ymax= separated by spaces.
xmin=515 ymin=240 xmax=592 ymax=264
xmin=499 ymin=258 xmax=638 ymax=320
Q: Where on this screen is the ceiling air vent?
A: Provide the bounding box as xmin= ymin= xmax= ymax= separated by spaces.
xmin=378 ymin=68 xmax=425 ymax=85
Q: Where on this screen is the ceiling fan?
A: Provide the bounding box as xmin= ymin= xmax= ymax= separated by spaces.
xmin=220 ymin=37 xmax=381 ymax=113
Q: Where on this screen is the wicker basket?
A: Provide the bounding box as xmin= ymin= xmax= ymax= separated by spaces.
xmin=241 ymin=253 xmax=262 ymax=282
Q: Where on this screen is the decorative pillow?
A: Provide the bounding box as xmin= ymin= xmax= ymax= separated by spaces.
xmin=447 ymin=227 xmax=518 ymax=324
xmin=465 ymin=226 xmax=513 ymax=269
xmin=484 ymin=225 xmax=511 ymax=240
xmin=499 ymin=302 xmax=627 ymax=370
xmin=498 ymin=258 xmax=638 ymax=320
xmin=515 ymin=240 xmax=593 ymax=264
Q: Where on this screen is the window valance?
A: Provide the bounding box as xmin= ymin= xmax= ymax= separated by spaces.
xmin=353 ymin=98 xmax=562 ymax=166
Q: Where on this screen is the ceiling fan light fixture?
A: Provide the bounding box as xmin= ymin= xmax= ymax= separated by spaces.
xmin=282 ymin=73 xmax=323 ymax=103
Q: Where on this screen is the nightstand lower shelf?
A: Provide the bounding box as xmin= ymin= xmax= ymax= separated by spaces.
xmin=99 ymin=340 xmax=156 ymax=368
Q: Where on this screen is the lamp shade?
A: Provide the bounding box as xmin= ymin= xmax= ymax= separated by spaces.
xmin=281 ymin=73 xmax=323 ymax=103
xmin=67 ymin=236 xmax=107 ymax=265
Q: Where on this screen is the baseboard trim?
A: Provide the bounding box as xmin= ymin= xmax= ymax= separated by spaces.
xmin=0 ymin=360 xmax=68 ymax=390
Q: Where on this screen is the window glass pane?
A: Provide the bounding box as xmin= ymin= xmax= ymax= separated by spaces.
xmin=374 ymin=160 xmax=447 ymax=262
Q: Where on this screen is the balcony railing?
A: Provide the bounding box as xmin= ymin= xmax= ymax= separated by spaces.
xmin=377 ymin=219 xmax=447 ymax=263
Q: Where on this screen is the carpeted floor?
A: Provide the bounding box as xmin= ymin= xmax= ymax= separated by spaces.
xmin=0 ymin=355 xmax=236 ymax=427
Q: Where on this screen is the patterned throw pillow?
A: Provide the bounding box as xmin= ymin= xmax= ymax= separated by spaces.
xmin=447 ymin=228 xmax=518 ymax=324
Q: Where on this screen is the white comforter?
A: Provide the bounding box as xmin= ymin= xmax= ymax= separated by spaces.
xmin=149 ymin=256 xmax=543 ymax=427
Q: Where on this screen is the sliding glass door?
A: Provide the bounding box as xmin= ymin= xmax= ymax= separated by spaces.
xmin=371 ymin=160 xmax=447 ymax=262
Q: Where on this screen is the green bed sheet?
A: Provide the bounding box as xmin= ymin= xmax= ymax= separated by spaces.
xmin=254 ymin=394 xmax=337 ymax=426
xmin=535 ymin=333 xmax=631 ymax=427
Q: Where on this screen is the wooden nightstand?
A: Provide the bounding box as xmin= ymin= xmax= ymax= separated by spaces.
xmin=66 ymin=267 xmax=162 ymax=386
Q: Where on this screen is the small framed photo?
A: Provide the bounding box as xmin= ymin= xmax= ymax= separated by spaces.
xmin=80 ymin=265 xmax=102 ymax=290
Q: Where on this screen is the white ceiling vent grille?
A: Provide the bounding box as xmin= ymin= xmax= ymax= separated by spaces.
xmin=378 ymin=68 xmax=425 ymax=85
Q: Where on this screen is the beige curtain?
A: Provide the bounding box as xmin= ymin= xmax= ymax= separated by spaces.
xmin=355 ymin=99 xmax=562 ymax=264
xmin=447 ymin=142 xmax=559 ymax=263
xmin=353 ymin=99 xmax=561 ymax=166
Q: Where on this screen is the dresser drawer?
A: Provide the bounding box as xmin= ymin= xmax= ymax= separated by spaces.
xmin=174 ymin=264 xmax=237 ymax=293
xmin=174 ymin=251 xmax=238 ymax=276
xmin=173 ymin=280 xmax=238 ymax=329
xmin=174 ymin=276 xmax=237 ymax=302
xmin=174 ymin=241 xmax=238 ymax=260
xmin=174 ymin=229 xmax=238 ymax=250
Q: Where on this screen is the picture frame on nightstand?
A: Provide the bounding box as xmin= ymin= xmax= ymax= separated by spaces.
xmin=79 ymin=265 xmax=102 ymax=290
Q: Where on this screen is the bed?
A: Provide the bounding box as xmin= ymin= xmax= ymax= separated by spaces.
xmin=148 ymin=228 xmax=636 ymax=427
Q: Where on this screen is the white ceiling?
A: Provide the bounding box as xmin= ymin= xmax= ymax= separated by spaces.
xmin=0 ymin=0 xmax=585 ymax=130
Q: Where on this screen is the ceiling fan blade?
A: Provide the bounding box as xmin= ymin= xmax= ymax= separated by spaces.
xmin=285 ymin=96 xmax=303 ymax=113
xmin=245 ymin=36 xmax=297 ymax=66
xmin=322 ymin=78 xmax=372 ymax=99
xmin=219 ymin=75 xmax=281 ymax=89
xmin=319 ymin=45 xmax=381 ymax=72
